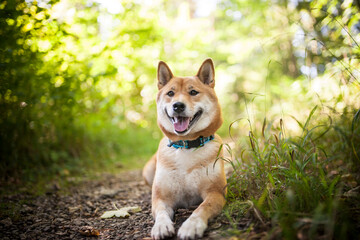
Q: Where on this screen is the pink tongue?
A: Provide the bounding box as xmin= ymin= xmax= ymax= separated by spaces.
xmin=174 ymin=117 xmax=190 ymax=132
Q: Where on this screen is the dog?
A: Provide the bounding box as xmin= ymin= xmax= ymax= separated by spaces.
xmin=142 ymin=59 xmax=227 ymax=239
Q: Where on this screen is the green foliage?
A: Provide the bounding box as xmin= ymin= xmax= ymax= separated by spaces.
xmin=217 ymin=2 xmax=360 ymax=236
xmin=224 ymin=106 xmax=360 ymax=238
xmin=0 ymin=0 xmax=163 ymax=186
xmin=0 ymin=0 xmax=359 ymax=236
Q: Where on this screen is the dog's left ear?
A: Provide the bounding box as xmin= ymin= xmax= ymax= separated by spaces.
xmin=197 ymin=58 xmax=215 ymax=88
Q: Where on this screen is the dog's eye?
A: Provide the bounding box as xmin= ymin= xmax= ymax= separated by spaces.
xmin=189 ymin=90 xmax=199 ymax=96
xmin=167 ymin=91 xmax=175 ymax=97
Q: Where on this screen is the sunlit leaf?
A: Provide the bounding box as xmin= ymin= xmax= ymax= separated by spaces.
xmin=100 ymin=206 xmax=141 ymax=219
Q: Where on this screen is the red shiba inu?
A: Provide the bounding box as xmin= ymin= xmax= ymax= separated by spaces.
xmin=142 ymin=59 xmax=227 ymax=239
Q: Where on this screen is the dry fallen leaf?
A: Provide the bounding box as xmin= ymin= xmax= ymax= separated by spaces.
xmin=79 ymin=226 xmax=100 ymax=236
xmin=344 ymin=186 xmax=360 ymax=197
xmin=68 ymin=205 xmax=82 ymax=213
xmin=100 ymin=206 xmax=141 ymax=219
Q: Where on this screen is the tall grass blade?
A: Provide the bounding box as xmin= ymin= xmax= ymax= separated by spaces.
xmin=313 ymin=114 xmax=332 ymax=142
xmin=228 ymin=118 xmax=250 ymax=142
xmin=316 ymin=40 xmax=359 ymax=84
xmin=303 ymin=124 xmax=330 ymax=146
xmin=303 ymin=105 xmax=318 ymax=134
xmin=280 ymin=118 xmax=285 ymax=138
xmin=273 ymin=134 xmax=279 ymax=146
xmin=249 ymin=131 xmax=255 ymax=151
xmin=289 ymin=150 xmax=294 ymax=161
xmin=351 ymin=142 xmax=360 ymax=162
xmin=313 ymin=8 xmax=360 ymax=48
xmin=351 ymin=108 xmax=360 ymax=133
xmin=262 ymin=117 xmax=266 ymax=138
xmin=290 ymin=115 xmax=304 ymax=129
xmin=216 ymin=144 xmax=224 ymax=159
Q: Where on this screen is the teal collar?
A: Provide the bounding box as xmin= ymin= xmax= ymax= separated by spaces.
xmin=167 ymin=135 xmax=214 ymax=149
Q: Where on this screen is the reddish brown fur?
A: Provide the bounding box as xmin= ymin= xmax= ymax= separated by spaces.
xmin=143 ymin=59 xmax=226 ymax=240
xmin=157 ymin=77 xmax=223 ymax=141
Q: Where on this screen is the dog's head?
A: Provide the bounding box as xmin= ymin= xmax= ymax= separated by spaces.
xmin=156 ymin=59 xmax=223 ymax=141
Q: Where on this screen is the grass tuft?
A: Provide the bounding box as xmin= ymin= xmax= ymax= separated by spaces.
xmin=223 ymin=106 xmax=360 ymax=239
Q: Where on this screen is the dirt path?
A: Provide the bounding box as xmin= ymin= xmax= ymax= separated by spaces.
xmin=0 ymin=170 xmax=227 ymax=240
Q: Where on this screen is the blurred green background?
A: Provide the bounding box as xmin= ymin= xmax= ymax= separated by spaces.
xmin=0 ymin=0 xmax=359 ymax=189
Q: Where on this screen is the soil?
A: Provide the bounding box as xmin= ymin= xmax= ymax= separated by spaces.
xmin=0 ymin=170 xmax=229 ymax=240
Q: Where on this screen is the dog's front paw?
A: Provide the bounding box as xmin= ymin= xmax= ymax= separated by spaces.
xmin=151 ymin=216 xmax=175 ymax=240
xmin=177 ymin=216 xmax=207 ymax=239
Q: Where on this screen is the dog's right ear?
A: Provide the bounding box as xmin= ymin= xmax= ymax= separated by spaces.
xmin=157 ymin=61 xmax=173 ymax=89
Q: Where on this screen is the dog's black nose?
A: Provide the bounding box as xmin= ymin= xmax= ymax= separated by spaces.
xmin=173 ymin=102 xmax=186 ymax=113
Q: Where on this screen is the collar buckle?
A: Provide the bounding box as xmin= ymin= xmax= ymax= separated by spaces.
xmin=199 ymin=137 xmax=204 ymax=147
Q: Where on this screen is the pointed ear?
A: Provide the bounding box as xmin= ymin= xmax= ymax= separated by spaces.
xmin=196 ymin=58 xmax=215 ymax=88
xmin=157 ymin=61 xmax=173 ymax=89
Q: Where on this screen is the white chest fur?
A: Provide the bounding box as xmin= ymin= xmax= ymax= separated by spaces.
xmin=154 ymin=137 xmax=223 ymax=208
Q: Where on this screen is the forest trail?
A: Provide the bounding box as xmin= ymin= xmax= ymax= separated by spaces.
xmin=0 ymin=170 xmax=228 ymax=240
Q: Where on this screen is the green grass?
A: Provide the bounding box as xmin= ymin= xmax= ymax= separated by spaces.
xmin=0 ymin=114 xmax=160 ymax=196
xmin=223 ymin=106 xmax=360 ymax=239
xmin=0 ymin=115 xmax=160 ymax=220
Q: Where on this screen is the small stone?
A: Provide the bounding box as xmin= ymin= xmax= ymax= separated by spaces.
xmin=0 ymin=218 xmax=12 ymax=227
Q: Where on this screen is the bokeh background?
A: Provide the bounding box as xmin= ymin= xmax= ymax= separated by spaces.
xmin=1 ymin=0 xmax=359 ymax=187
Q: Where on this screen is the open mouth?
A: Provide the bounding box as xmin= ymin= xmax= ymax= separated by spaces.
xmin=165 ymin=109 xmax=203 ymax=134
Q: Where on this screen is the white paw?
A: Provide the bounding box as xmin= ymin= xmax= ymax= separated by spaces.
xmin=151 ymin=216 xmax=175 ymax=240
xmin=177 ymin=217 xmax=207 ymax=239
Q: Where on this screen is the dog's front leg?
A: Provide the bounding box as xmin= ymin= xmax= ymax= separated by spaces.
xmin=177 ymin=191 xmax=226 ymax=239
xmin=151 ymin=198 xmax=175 ymax=240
